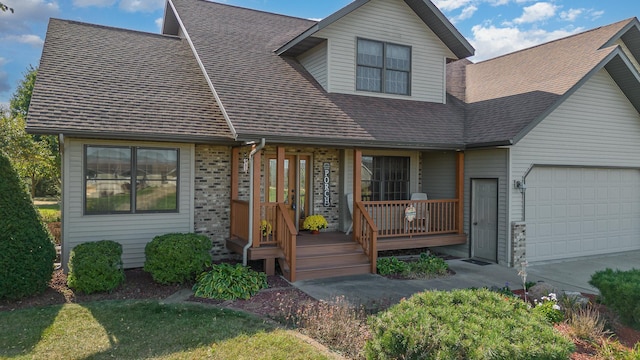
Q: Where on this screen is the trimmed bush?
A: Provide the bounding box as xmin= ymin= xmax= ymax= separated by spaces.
xmin=193 ymin=263 xmax=267 ymax=300
xmin=67 ymin=240 xmax=124 ymax=294
xmin=0 ymin=151 xmax=56 ymax=300
xmin=144 ymin=233 xmax=212 ymax=284
xmin=376 ymin=256 xmax=409 ymax=276
xmin=366 ymin=288 xmax=574 ymax=359
xmin=590 ymin=268 xmax=640 ymax=329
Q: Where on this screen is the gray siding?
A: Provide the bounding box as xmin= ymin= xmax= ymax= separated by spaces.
xmin=315 ymin=0 xmax=455 ymax=102
xmin=463 ymin=149 xmax=509 ymax=264
xmin=422 ymin=151 xmax=456 ymax=199
xmin=62 ymin=138 xmax=194 ymax=269
xmin=511 ymin=69 xmax=640 ymax=222
xmin=298 ymin=41 xmax=328 ymax=90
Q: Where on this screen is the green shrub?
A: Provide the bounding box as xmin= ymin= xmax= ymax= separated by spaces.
xmin=365 ymin=288 xmax=574 ymax=360
xmin=407 ymin=252 xmax=449 ymax=277
xmin=376 ymin=257 xmax=409 ymax=276
xmin=532 ymin=297 xmax=564 ymax=324
xmin=193 ymin=263 xmax=267 ymax=300
xmin=38 ymin=209 xmax=60 ymax=223
xmin=67 ymin=240 xmax=124 ymax=294
xmin=0 ymin=151 xmax=56 ymax=300
xmin=144 ymin=233 xmax=212 ymax=284
xmin=590 ymin=268 xmax=640 ymax=329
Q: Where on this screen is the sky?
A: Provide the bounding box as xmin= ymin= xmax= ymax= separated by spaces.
xmin=0 ymin=0 xmax=639 ymax=108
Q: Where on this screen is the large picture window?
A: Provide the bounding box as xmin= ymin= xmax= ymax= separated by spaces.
xmin=356 ymin=38 xmax=411 ymax=95
xmin=361 ymin=156 xmax=410 ymax=201
xmin=85 ymin=146 xmax=179 ymax=214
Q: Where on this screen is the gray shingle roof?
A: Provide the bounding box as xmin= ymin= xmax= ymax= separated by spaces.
xmin=27 ymin=19 xmax=233 ymax=142
xmin=170 ymin=0 xmax=467 ymax=148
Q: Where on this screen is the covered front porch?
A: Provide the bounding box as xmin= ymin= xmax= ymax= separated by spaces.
xmin=226 ymin=146 xmax=467 ymax=281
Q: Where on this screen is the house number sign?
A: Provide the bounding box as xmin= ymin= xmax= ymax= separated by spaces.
xmin=323 ymin=162 xmax=331 ymax=207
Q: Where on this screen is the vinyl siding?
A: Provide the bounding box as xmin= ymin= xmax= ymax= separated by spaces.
xmin=315 ymin=0 xmax=455 ymax=102
xmin=422 ymin=151 xmax=456 ymax=199
xmin=464 ymin=149 xmax=509 ymax=264
xmin=298 ymin=41 xmax=328 ymax=90
xmin=511 ymin=69 xmax=640 ymax=222
xmin=62 ymin=138 xmax=195 ymax=269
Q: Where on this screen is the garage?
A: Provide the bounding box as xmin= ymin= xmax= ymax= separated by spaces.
xmin=525 ymin=166 xmax=640 ymax=262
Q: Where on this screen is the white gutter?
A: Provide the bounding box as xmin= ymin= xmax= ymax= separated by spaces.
xmin=243 ymin=138 xmax=266 ymax=266
xmin=167 ymin=0 xmax=238 ymax=140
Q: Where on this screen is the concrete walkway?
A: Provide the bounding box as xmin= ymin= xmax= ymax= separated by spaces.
xmin=294 ymin=251 xmax=640 ymax=305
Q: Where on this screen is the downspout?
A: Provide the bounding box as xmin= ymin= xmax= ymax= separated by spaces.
xmin=243 ymin=138 xmax=266 ymax=266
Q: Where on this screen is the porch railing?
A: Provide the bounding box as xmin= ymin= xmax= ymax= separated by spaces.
xmin=362 ymin=199 xmax=459 ymax=238
xmin=275 ymin=203 xmax=297 ymax=281
xmin=230 ymin=200 xmax=249 ymax=241
xmin=354 ymin=201 xmax=378 ymax=273
xmin=258 ymin=203 xmax=278 ymax=246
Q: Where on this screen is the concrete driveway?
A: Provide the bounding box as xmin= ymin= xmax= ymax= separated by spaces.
xmin=293 ymin=251 xmax=640 ymax=305
xmin=526 ymin=250 xmax=640 ymax=293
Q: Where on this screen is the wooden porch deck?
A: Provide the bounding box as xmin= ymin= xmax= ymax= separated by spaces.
xmin=227 ymin=231 xmax=467 ymax=280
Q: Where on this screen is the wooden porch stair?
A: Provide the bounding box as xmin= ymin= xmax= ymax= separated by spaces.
xmin=280 ymin=240 xmax=371 ymax=281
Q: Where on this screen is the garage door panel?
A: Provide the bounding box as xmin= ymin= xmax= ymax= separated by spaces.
xmin=526 ymin=167 xmax=640 ymax=262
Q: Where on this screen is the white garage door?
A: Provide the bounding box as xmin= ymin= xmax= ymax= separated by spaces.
xmin=526 ymin=167 xmax=640 ymax=262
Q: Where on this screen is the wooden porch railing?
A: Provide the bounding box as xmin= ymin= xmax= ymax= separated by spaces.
xmin=354 ymin=201 xmax=378 ymax=273
xmin=275 ymin=203 xmax=297 ymax=281
xmin=230 ymin=200 xmax=249 ymax=241
xmin=362 ymin=199 xmax=459 ymax=238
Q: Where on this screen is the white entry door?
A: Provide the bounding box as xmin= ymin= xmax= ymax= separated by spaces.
xmin=472 ymin=179 xmax=498 ymax=262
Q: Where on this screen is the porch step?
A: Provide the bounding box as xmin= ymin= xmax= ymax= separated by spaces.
xmin=291 ymin=241 xmax=371 ymax=281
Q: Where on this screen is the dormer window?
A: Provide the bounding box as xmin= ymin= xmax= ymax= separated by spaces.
xmin=356 ymin=38 xmax=411 ymax=95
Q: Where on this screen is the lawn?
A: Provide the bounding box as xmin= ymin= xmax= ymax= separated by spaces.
xmin=0 ymin=300 xmax=331 ymax=360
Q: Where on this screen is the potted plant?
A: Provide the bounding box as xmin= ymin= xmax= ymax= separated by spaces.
xmin=260 ymin=220 xmax=272 ymax=239
xmin=303 ymin=214 xmax=328 ymax=234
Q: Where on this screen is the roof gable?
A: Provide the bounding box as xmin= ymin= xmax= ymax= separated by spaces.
xmin=464 ymin=18 xmax=640 ymax=147
xmin=276 ymin=0 xmax=474 ymax=59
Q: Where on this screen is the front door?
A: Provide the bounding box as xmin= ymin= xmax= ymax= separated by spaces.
xmin=471 ymin=178 xmax=498 ymax=262
xmin=266 ymin=154 xmax=310 ymax=230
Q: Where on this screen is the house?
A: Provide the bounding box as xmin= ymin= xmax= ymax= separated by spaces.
xmin=26 ymin=0 xmax=640 ymax=281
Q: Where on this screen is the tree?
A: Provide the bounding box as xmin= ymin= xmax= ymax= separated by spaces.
xmin=0 ymin=2 xmax=13 ymax=13
xmin=1 ymin=66 xmax=60 ymax=197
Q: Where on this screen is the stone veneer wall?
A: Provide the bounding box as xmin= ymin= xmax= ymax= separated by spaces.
xmin=511 ymin=221 xmax=526 ymax=267
xmin=194 ymin=145 xmax=236 ymax=260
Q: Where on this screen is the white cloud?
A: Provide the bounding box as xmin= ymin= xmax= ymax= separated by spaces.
xmin=0 ymin=0 xmax=59 ymax=32
xmin=72 ymin=0 xmax=116 ymax=7
xmin=4 ymin=34 xmax=45 ymax=47
xmin=433 ymin=0 xmax=474 ymax=12
xmin=119 ymin=0 xmax=164 ymax=12
xmin=589 ymin=10 xmax=604 ymax=20
xmin=560 ymin=8 xmax=583 ymax=22
xmin=451 ymin=5 xmax=478 ymax=23
xmin=470 ymin=23 xmax=581 ymax=60
xmin=155 ymin=17 xmax=163 ymax=31
xmin=512 ymin=2 xmax=557 ymax=24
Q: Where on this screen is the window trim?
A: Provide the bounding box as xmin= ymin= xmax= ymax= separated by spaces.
xmin=83 ymin=145 xmax=180 ymax=215
xmin=356 ymin=37 xmax=412 ymax=96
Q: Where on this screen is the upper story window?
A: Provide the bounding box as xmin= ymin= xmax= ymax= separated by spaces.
xmin=84 ymin=145 xmax=179 ymax=214
xmin=356 ymin=38 xmax=411 ymax=95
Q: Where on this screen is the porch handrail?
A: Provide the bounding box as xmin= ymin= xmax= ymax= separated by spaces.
xmin=230 ymin=199 xmax=249 ymax=241
xmin=362 ymin=199 xmax=459 ymax=238
xmin=275 ymin=202 xmax=297 ymax=282
xmin=354 ymin=201 xmax=378 ymax=273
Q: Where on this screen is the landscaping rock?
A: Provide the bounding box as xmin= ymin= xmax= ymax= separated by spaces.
xmin=561 ymin=291 xmax=590 ymax=308
xmin=528 ymin=282 xmax=559 ymax=301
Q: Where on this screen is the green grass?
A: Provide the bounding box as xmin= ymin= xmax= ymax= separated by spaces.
xmin=0 ymin=301 xmax=331 ymax=360
xmin=35 ymin=203 xmax=60 ymax=211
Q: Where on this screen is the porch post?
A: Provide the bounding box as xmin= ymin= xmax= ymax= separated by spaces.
xmin=252 ymin=146 xmax=262 ymax=247
xmin=352 ymin=149 xmax=362 ymax=241
xmin=230 ymin=147 xmax=239 ymax=239
xmin=456 ymin=151 xmax=465 ymax=235
xmin=276 ymin=147 xmax=285 ymax=202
